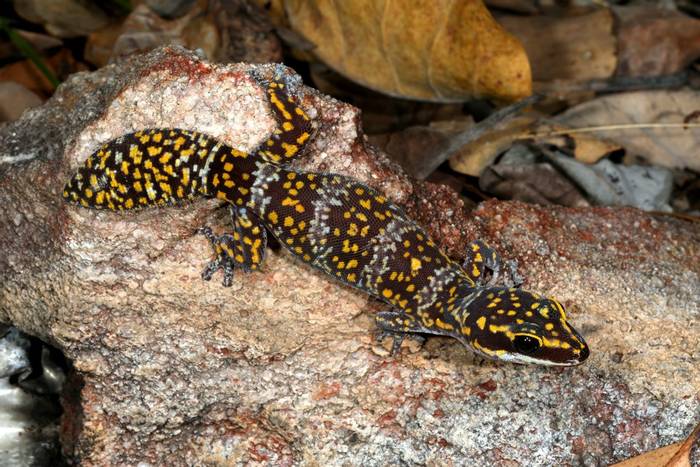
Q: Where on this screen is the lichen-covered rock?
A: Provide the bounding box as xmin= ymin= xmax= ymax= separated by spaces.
xmin=0 ymin=46 xmax=698 ymax=465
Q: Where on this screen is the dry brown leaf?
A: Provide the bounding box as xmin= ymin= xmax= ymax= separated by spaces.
xmin=499 ymin=8 xmax=616 ymax=83
xmin=13 ymin=0 xmax=112 ymax=37
xmin=284 ymin=0 xmax=532 ymax=102
xmin=611 ymin=421 xmax=700 ymax=467
xmin=84 ymin=21 xmax=126 ymax=67
xmin=88 ymin=1 xmax=279 ymax=67
xmin=449 ymin=116 xmax=533 ymax=176
xmin=449 ymin=116 xmax=621 ymax=176
xmin=615 ymin=5 xmax=700 ymax=77
xmin=558 ymin=89 xmax=700 ymax=172
xmin=208 ymin=0 xmax=283 ymax=64
xmin=612 ymin=442 xmax=685 ymax=467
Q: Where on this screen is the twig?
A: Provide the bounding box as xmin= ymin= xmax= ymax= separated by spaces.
xmin=530 ymin=122 xmax=700 ymax=138
xmin=414 ymin=94 xmax=541 ymax=180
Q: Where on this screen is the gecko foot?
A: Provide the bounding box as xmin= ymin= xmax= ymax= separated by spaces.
xmin=375 ymin=330 xmax=426 ymax=356
xmin=198 ymin=226 xmax=236 ymax=287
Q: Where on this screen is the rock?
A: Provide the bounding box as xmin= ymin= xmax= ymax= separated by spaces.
xmin=0 ymin=81 xmax=43 ymax=122
xmin=0 ymin=46 xmax=698 ymax=465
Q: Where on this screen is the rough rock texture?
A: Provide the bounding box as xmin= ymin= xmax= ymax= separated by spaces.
xmin=0 ymin=47 xmax=698 ymax=465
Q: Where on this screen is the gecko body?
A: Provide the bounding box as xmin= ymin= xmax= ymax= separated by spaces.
xmin=64 ymin=75 xmax=589 ymax=366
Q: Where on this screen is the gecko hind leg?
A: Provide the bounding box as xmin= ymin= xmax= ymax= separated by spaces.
xmin=463 ymin=240 xmax=501 ymax=287
xmin=375 ymin=311 xmax=428 ymax=355
xmin=463 ymin=240 xmax=523 ymax=288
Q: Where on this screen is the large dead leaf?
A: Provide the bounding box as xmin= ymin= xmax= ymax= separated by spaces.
xmin=283 ymin=0 xmax=532 ymax=102
xmin=558 ymin=89 xmax=700 ymax=172
xmin=498 ymin=9 xmax=615 ymax=84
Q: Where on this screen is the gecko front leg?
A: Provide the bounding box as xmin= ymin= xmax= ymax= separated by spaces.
xmin=199 ymin=206 xmax=268 ymax=286
xmin=375 ymin=311 xmax=431 ymax=355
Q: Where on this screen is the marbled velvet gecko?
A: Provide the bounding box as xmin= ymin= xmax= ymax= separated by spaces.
xmin=64 ymin=72 xmax=589 ymax=366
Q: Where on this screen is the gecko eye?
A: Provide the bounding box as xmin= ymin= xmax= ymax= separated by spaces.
xmin=513 ymin=334 xmax=541 ymax=354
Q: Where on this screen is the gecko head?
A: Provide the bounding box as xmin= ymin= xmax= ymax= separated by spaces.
xmin=457 ymin=287 xmax=589 ymax=366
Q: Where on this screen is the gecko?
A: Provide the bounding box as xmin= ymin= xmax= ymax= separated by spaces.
xmin=63 ymin=72 xmax=589 ymax=366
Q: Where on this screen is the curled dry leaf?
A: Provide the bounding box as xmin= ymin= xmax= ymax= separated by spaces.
xmin=558 ymin=89 xmax=700 ymax=172
xmin=284 ymin=0 xmax=532 ymax=102
xmin=498 ymin=8 xmax=616 ymax=84
xmin=480 ymin=144 xmax=672 ymax=211
xmin=448 ymin=116 xmax=621 ymax=177
xmin=615 ymin=5 xmax=700 ymax=77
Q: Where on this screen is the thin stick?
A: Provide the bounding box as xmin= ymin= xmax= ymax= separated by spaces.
xmin=530 ymin=122 xmax=700 ymax=138
xmin=414 ymin=94 xmax=542 ymax=180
